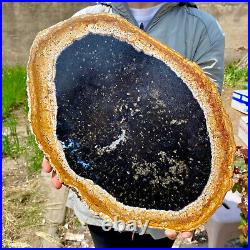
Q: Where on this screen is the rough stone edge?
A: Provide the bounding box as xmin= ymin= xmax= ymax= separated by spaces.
xmin=26 ymin=13 xmax=236 ymax=231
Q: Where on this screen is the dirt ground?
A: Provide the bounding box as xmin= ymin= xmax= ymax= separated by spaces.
xmin=2 ymin=158 xmax=44 ymax=247
xmin=2 ymin=86 xmax=246 ymax=248
xmin=2 ymin=109 xmax=44 ymax=247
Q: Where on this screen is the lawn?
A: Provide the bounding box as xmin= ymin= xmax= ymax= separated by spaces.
xmin=2 ymin=66 xmax=27 ymax=119
xmin=2 ymin=66 xmax=43 ymax=173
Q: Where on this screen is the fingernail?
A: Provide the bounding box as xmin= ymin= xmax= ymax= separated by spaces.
xmin=165 ymin=229 xmax=177 ymax=239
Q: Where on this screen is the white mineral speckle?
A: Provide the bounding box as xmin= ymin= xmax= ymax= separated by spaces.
xmin=158 ymin=151 xmax=167 ymax=162
xmin=170 ymin=119 xmax=188 ymax=125
xmin=97 ymin=129 xmax=126 ymax=155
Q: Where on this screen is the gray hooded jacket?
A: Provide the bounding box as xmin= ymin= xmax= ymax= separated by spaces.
xmin=67 ymin=2 xmax=225 ymax=239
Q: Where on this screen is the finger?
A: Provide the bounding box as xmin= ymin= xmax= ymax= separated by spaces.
xmin=51 ymin=170 xmax=62 ymax=189
xmin=165 ymin=229 xmax=178 ymax=240
xmin=42 ymin=157 xmax=52 ymax=173
xmin=180 ymin=231 xmax=193 ymax=238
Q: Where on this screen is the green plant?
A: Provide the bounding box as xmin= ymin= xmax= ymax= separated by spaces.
xmin=2 ymin=66 xmax=27 ymax=118
xmin=232 ymin=147 xmax=248 ymax=247
xmin=2 ymin=112 xmax=43 ymax=173
xmin=25 ymin=127 xmax=43 ymax=173
xmin=224 ymin=63 xmax=248 ymax=88
xmin=2 ymin=118 xmax=22 ymax=158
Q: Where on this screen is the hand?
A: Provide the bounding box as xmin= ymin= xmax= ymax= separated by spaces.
xmin=42 ymin=157 xmax=62 ymax=189
xmin=165 ymin=229 xmax=193 ymax=240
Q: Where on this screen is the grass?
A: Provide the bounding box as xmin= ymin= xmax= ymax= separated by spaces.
xmin=2 ymin=117 xmax=22 ymax=158
xmin=25 ymin=128 xmax=44 ymax=173
xmin=224 ymin=62 xmax=248 ymax=88
xmin=2 ymin=66 xmax=27 ymax=119
xmin=2 ymin=117 xmax=43 ymax=173
xmin=2 ymin=66 xmax=43 ymax=173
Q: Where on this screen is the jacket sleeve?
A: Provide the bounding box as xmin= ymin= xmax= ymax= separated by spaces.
xmin=192 ymin=19 xmax=225 ymax=94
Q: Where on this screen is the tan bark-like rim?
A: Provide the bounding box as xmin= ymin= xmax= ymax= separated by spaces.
xmin=27 ymin=13 xmax=235 ymax=231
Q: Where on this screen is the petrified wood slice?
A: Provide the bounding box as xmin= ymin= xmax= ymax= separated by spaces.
xmin=27 ymin=13 xmax=235 ymax=231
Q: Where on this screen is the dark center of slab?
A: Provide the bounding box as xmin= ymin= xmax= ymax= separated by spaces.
xmin=55 ymin=34 xmax=211 ymax=211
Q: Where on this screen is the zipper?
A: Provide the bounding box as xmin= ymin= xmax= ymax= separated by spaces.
xmin=113 ymin=2 xmax=140 ymax=28
xmin=144 ymin=3 xmax=177 ymax=32
xmin=139 ymin=23 xmax=144 ymax=30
